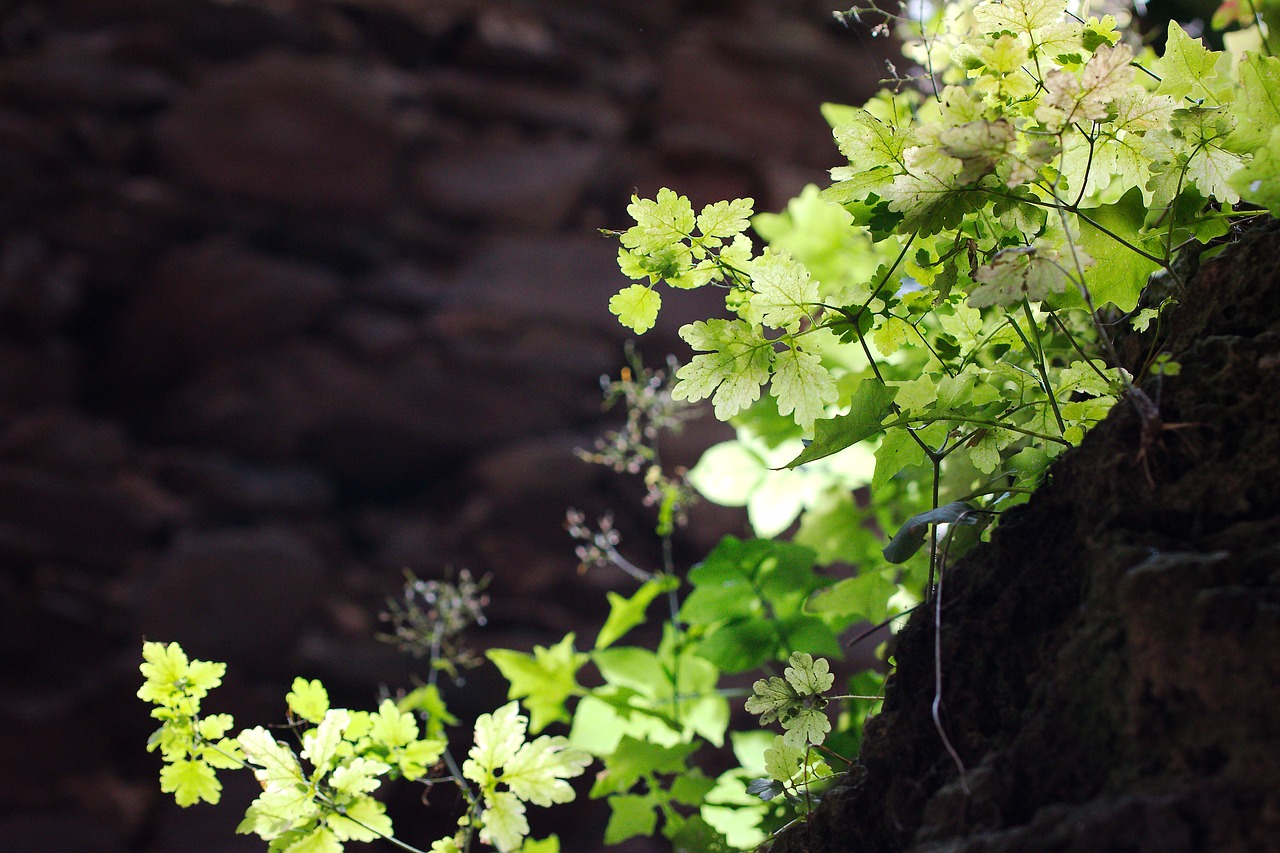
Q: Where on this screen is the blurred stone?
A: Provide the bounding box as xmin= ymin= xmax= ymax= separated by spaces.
xmin=329 ymin=306 xmax=420 ymax=361
xmin=148 ymin=448 xmax=335 ymax=517
xmin=161 ymin=341 xmax=598 ymax=494
xmin=422 ymin=69 xmax=628 ymax=138
xmin=152 ymin=52 xmax=404 ymax=213
xmin=0 ymin=341 xmax=78 ymax=415
xmin=134 ymin=527 xmax=329 ymax=661
xmin=0 ymin=465 xmax=181 ymax=569
xmin=114 ymin=235 xmax=341 ymax=380
xmin=0 ymin=412 xmax=130 ymax=475
xmin=0 ymin=35 xmax=176 ymax=110
xmin=412 ymin=136 xmax=603 ymax=228
xmin=0 ymin=232 xmax=83 ymax=332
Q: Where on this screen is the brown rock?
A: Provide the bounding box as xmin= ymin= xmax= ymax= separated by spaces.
xmin=411 ymin=136 xmax=603 ymax=228
xmin=152 ymin=52 xmax=404 ymax=213
xmin=0 ymin=465 xmax=181 ymax=569
xmin=148 ymin=448 xmax=335 ymax=517
xmin=161 ymin=340 xmax=599 ymax=493
xmin=113 ymin=235 xmax=341 ymax=380
xmin=133 ymin=526 xmax=329 ymax=661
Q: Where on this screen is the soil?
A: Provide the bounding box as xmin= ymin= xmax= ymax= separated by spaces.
xmin=771 ymin=223 xmax=1280 ymax=852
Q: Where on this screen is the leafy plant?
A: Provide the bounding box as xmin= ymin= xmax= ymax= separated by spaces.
xmin=142 ymin=1 xmax=1278 ymax=850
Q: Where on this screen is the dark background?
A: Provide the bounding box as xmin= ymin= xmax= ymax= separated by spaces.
xmin=0 ymin=1 xmax=893 ymax=850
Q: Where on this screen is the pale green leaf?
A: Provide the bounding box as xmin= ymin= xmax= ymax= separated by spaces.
xmin=771 ymin=346 xmax=837 ymax=430
xmin=301 ymin=709 xmax=349 ymax=775
xmin=368 ymin=699 xmax=418 ymax=749
xmin=464 ymin=702 xmax=527 ymax=786
xmin=482 ymin=790 xmax=530 ymax=853
xmin=972 ymin=0 xmax=1067 ymax=40
xmin=697 ymin=198 xmax=754 ymax=241
xmin=969 ymin=242 xmax=1088 ymax=308
xmin=329 ymin=757 xmax=389 ymax=797
xmin=783 ymin=652 xmax=834 ymax=696
xmin=487 ymin=634 xmax=586 ymax=732
xmin=608 ymin=285 xmax=661 ymax=334
xmin=238 ymin=727 xmax=305 ymax=789
xmin=286 ymin=678 xmax=330 ymax=724
xmin=327 ymin=795 xmax=393 ymax=842
xmin=504 ymin=736 xmax=592 ymax=806
xmin=282 ymin=827 xmax=341 ymax=853
xmin=673 ymin=319 xmax=773 ymax=421
xmin=622 ymin=189 xmax=695 ymax=255
xmin=159 ymin=758 xmax=222 ymax=807
xmin=751 ymin=250 xmax=817 ymax=332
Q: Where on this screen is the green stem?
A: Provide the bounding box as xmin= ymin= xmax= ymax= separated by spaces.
xmin=1017 ymin=300 xmax=1066 ymax=435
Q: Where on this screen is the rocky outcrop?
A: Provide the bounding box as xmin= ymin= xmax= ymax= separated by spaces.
xmin=774 ymin=226 xmax=1280 ymax=853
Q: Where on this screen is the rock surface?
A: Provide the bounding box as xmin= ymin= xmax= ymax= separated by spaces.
xmin=770 ymin=227 xmax=1280 ymax=853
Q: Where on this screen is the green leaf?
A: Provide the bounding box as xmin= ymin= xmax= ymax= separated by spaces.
xmin=873 ymin=428 xmax=927 ymax=492
xmin=695 ymin=618 xmax=775 ymax=672
xmin=806 ymin=571 xmax=898 ymax=622
xmin=487 ymin=634 xmax=587 ymax=732
xmin=771 ymin=345 xmax=838 ymax=430
xmin=1231 ymin=126 xmax=1280 ymax=214
xmin=751 ymin=249 xmax=818 ymax=332
xmin=159 ymin=758 xmax=222 ymax=807
xmin=328 ymin=796 xmax=393 ymax=842
xmin=1227 ymin=52 xmax=1280 ymax=155
xmin=503 ymin=734 xmax=592 ymax=807
xmin=1153 ymin=23 xmax=1226 ymax=105
xmin=286 ymin=678 xmax=329 ymax=725
xmin=1072 ymin=188 xmax=1162 ymax=312
xmin=596 ymin=574 xmax=679 ymax=650
xmin=604 ymin=794 xmax=658 ymax=844
xmin=609 ymin=284 xmax=662 ymax=334
xmin=786 ymin=379 xmax=898 ymax=467
xmin=673 ymin=319 xmax=774 ymax=421
xmin=882 ymin=501 xmax=982 ymax=563
xmin=396 ymin=683 xmax=458 ymax=740
xmin=591 ymin=736 xmax=699 ymax=797
xmin=622 ymin=189 xmax=695 ymax=255
xmin=697 ymin=198 xmax=755 ymax=241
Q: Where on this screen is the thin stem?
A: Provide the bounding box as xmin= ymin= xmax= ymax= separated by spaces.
xmin=932 ymin=521 xmax=970 ymax=796
xmin=927 ymin=456 xmax=941 ymax=595
xmin=1016 ymin=300 xmax=1066 ymax=435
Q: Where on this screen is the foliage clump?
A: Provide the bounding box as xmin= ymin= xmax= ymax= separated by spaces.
xmin=141 ymin=1 xmax=1279 ymax=850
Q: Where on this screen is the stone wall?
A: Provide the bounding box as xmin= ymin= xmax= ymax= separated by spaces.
xmin=0 ymin=1 xmax=891 ymax=849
